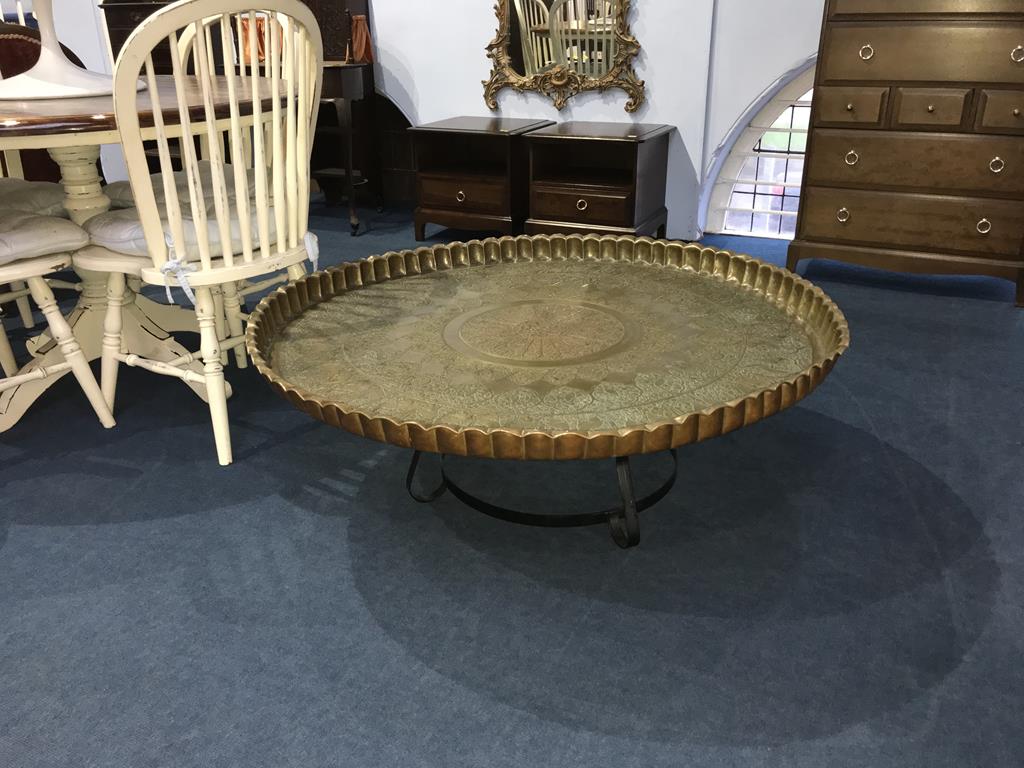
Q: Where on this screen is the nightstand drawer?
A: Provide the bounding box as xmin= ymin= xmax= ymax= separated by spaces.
xmin=815 ymin=86 xmax=890 ymax=127
xmin=831 ymin=0 xmax=1024 ymax=14
xmin=531 ymin=186 xmax=633 ymax=226
xmin=976 ymin=89 xmax=1024 ymax=134
xmin=801 ymin=187 xmax=1024 ymax=257
xmin=893 ymin=88 xmax=969 ymax=129
xmin=822 ymin=23 xmax=1024 ymax=84
xmin=807 ymin=130 xmax=1024 ymax=197
xmin=419 ymin=174 xmax=507 ymax=215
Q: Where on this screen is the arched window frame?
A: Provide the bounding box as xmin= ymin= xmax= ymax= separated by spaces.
xmin=700 ymin=60 xmax=817 ymax=240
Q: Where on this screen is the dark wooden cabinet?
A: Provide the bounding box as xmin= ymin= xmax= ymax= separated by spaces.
xmin=410 ymin=117 xmax=553 ymax=241
xmin=523 ymin=122 xmax=672 ymax=237
xmin=100 ymin=1 xmax=173 ymax=69
xmin=790 ymin=0 xmax=1024 ymax=305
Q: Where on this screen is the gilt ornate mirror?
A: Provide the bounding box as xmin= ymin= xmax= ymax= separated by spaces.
xmin=484 ymin=0 xmax=645 ymax=112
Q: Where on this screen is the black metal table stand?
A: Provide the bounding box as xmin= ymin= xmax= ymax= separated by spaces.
xmin=405 ymin=450 xmax=678 ymax=549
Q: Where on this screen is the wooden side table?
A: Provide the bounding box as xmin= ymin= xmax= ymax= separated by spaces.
xmin=525 ymin=122 xmax=672 ymax=238
xmin=410 ymin=116 xmax=553 ymax=241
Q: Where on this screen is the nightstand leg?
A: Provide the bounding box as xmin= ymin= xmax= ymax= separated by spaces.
xmin=786 ymin=252 xmax=801 ymax=273
xmin=1016 ymin=270 xmax=1024 ymax=308
xmin=656 ymin=223 xmax=667 ymax=239
xmin=414 ymin=219 xmax=426 ymax=242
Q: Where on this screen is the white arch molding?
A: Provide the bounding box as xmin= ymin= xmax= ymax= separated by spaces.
xmin=698 ymin=55 xmax=816 ymax=238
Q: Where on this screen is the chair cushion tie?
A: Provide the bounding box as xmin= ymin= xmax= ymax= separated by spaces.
xmin=304 ymin=231 xmax=320 ymax=273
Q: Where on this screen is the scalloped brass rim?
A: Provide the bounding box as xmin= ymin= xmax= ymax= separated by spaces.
xmin=245 ymin=235 xmax=850 ymax=461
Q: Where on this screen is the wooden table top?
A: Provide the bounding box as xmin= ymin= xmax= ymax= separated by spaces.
xmin=0 ymin=74 xmax=282 ymax=140
xmin=410 ymin=116 xmax=554 ymax=137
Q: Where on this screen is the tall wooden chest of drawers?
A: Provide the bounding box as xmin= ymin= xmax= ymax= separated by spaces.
xmin=789 ymin=0 xmax=1024 ymax=306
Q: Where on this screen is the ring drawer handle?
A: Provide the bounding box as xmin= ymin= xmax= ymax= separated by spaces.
xmin=859 ymin=44 xmax=875 ymax=61
xmin=845 ymin=149 xmax=859 ymax=166
xmin=990 ymin=157 xmax=1006 ymax=174
xmin=836 ymin=207 xmax=851 ymax=224
xmin=1012 ymin=45 xmax=1024 ymax=63
xmin=576 ymin=198 xmax=588 ymax=212
xmin=455 ymin=190 xmax=466 ymax=203
xmin=977 ymin=218 xmax=992 ymax=235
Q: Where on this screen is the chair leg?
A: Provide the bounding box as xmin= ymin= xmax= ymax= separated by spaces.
xmin=11 ymin=281 xmax=35 ymax=329
xmin=26 ymin=276 xmax=115 ymax=429
xmin=221 ymin=280 xmax=248 ymax=369
xmin=101 ymin=272 xmax=127 ymax=411
xmin=0 ymin=315 xmax=17 ymax=377
xmin=212 ymin=285 xmax=228 ymax=365
xmin=195 ymin=286 xmax=232 ymax=466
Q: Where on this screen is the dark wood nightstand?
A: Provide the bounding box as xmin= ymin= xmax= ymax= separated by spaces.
xmin=410 ymin=116 xmax=553 ymax=241
xmin=525 ymin=122 xmax=673 ymax=238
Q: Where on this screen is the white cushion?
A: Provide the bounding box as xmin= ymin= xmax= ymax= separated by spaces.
xmin=0 ymin=177 xmax=67 ymax=218
xmin=104 ymin=160 xmax=260 ymax=211
xmin=0 ymin=210 xmax=88 ymax=266
xmin=84 ymin=204 xmax=278 ymax=261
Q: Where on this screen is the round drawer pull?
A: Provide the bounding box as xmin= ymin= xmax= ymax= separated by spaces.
xmin=1012 ymin=45 xmax=1024 ymax=63
xmin=845 ymin=149 xmax=860 ymax=166
xmin=977 ymin=218 xmax=992 ymax=235
xmin=927 ymin=104 xmax=936 ymax=113
xmin=836 ymin=207 xmax=851 ymax=224
xmin=576 ymin=198 xmax=589 ymax=212
xmin=1014 ymin=108 xmax=1022 ymax=117
xmin=990 ymin=157 xmax=1006 ymax=174
xmin=455 ymin=190 xmax=466 ymax=203
xmin=859 ymin=44 xmax=875 ymax=61
xmin=846 ymin=103 xmax=855 ymax=112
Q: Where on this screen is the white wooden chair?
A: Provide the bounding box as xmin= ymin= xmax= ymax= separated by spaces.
xmin=550 ymin=0 xmax=618 ymax=78
xmin=513 ymin=0 xmax=554 ymax=76
xmin=0 ymin=211 xmax=114 ymax=429
xmin=0 ymin=0 xmax=28 ymax=25
xmin=72 ymin=0 xmax=323 ymax=465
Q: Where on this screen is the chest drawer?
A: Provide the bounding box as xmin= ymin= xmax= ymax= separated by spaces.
xmin=976 ymin=89 xmax=1024 ymax=134
xmin=531 ymin=185 xmax=633 ymax=226
xmin=892 ymin=88 xmax=969 ymax=130
xmin=815 ymin=86 xmax=890 ymax=127
xmin=807 ymin=130 xmax=1024 ymax=197
xmin=419 ymin=174 xmax=507 ymax=215
xmin=801 ymin=187 xmax=1024 ymax=257
xmin=821 ymin=23 xmax=1024 ymax=85
xmin=831 ymin=0 xmax=1024 ymax=13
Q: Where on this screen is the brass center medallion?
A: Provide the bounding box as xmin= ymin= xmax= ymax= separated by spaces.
xmin=443 ymin=299 xmax=639 ymax=367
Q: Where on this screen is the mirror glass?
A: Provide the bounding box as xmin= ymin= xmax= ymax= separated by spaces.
xmin=509 ymin=0 xmax=620 ymax=78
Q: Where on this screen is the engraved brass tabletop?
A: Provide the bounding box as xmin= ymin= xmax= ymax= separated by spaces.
xmin=247 ymin=235 xmax=849 ymax=462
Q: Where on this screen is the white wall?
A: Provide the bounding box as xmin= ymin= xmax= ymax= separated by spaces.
xmin=703 ymin=0 xmax=825 ymax=173
xmin=370 ymin=0 xmax=715 ymax=239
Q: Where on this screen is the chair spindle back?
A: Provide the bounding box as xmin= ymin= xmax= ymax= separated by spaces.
xmin=114 ymin=0 xmax=323 ymax=278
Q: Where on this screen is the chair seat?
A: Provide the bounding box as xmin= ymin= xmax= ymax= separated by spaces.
xmin=0 ymin=210 xmax=87 ymax=266
xmin=103 ymin=160 xmax=261 ymax=211
xmin=83 ymin=202 xmax=279 ymax=261
xmin=0 ymin=177 xmax=67 ymax=218
xmin=0 ymin=252 xmax=72 ymax=283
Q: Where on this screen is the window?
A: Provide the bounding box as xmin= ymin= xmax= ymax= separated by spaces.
xmin=703 ymin=64 xmax=817 ymax=241
xmin=719 ymin=90 xmax=811 ymax=239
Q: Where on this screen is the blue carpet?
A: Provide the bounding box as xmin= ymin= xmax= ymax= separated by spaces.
xmin=1 ymin=208 xmax=1022 ymax=767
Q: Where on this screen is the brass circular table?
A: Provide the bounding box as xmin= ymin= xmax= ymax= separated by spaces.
xmin=247 ymin=235 xmax=850 ymax=547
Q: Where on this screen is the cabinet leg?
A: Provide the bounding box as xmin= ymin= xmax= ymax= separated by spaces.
xmin=656 ymin=223 xmax=667 ymax=239
xmin=1016 ymin=271 xmax=1024 ymax=308
xmin=786 ymin=252 xmax=801 ymax=273
xmin=415 ymin=219 xmax=426 ymax=242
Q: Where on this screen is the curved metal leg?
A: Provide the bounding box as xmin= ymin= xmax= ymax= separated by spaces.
xmin=401 ymin=449 xmax=678 ymax=549
xmin=608 ymin=456 xmax=641 ymax=548
xmin=406 ymin=450 xmax=448 ymax=503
